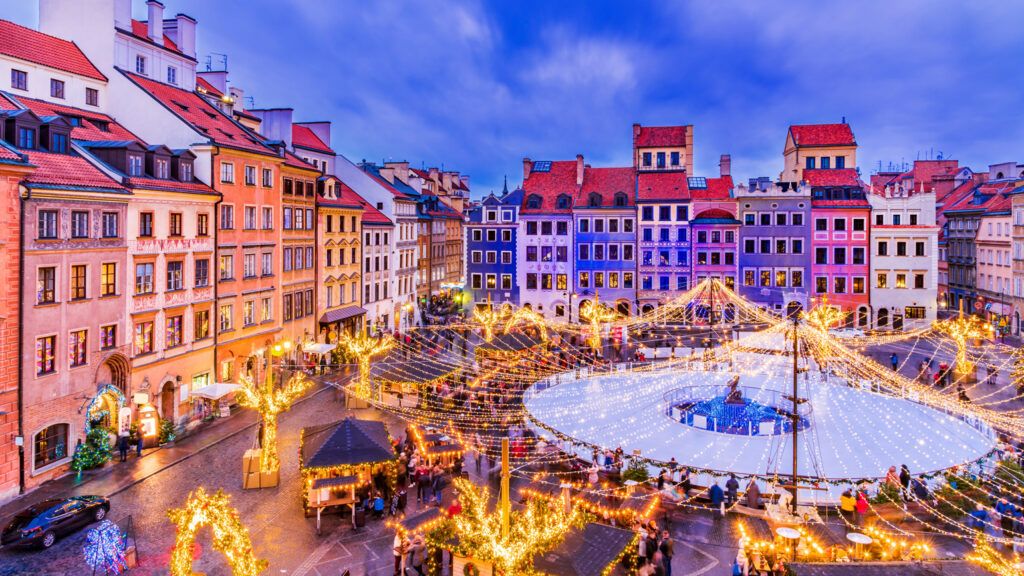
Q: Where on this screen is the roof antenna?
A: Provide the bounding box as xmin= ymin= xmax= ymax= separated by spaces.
xmin=841 ymin=115 xmax=846 ymax=124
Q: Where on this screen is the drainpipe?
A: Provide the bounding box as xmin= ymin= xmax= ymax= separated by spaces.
xmin=211 ymin=148 xmax=221 ymax=380
xmin=16 ymin=185 xmax=26 ymax=494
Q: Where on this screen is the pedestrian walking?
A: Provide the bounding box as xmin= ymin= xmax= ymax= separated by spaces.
xmin=709 ymin=481 xmax=724 ymax=515
xmin=890 ymin=353 xmax=899 ymax=371
xmin=392 ymin=533 xmax=409 ymax=576
xmin=855 ymin=490 xmax=869 ymax=526
xmin=659 ymin=530 xmax=674 ymax=576
xmin=840 ymin=489 xmax=856 ymax=523
xmin=117 ymin=427 xmax=130 ymax=462
xmin=135 ymin=429 xmax=144 ymax=457
xmin=745 ymin=478 xmax=761 ymax=509
xmin=725 ymin=474 xmax=739 ymax=506
xmin=899 ymin=464 xmax=911 ymax=501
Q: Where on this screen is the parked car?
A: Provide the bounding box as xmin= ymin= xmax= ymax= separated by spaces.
xmin=1 ymin=496 xmax=110 ymax=549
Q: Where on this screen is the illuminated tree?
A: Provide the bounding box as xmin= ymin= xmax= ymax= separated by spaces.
xmin=580 ymin=295 xmax=617 ymax=351
xmin=933 ymin=309 xmax=992 ymax=378
xmin=340 ymin=332 xmax=395 ymax=400
xmin=473 ymin=300 xmax=509 ymax=343
xmin=167 ymin=488 xmax=267 ymax=576
xmin=504 ymin=306 xmax=548 ymax=342
xmin=801 ymin=295 xmax=846 ymax=332
xmin=1012 ymin=346 xmax=1024 ymax=398
xmin=966 ymin=538 xmax=1022 ymax=576
xmin=236 ymin=370 xmax=311 ymax=474
xmin=441 ymin=477 xmax=583 ymax=575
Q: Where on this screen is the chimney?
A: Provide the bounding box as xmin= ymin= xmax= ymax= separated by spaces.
xmin=229 ymin=86 xmax=244 ymax=110
xmin=576 ymin=154 xmax=584 ymax=186
xmin=298 ymin=122 xmax=332 ymax=148
xmin=146 ymin=1 xmax=165 ymax=44
xmin=379 ymin=166 xmax=395 ymax=184
xmin=523 ymin=158 xmax=533 ymax=181
xmin=163 ymin=13 xmax=197 ymax=59
xmin=384 ymin=161 xmax=409 ymax=183
xmin=719 ymin=154 xmax=731 ymax=177
xmin=460 ymin=175 xmax=470 ymax=189
xmin=247 ymin=108 xmax=293 ymax=148
xmin=114 ymin=0 xmax=131 ymax=30
xmin=442 ymin=172 xmax=452 ymax=192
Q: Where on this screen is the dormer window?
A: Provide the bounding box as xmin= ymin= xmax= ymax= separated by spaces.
xmin=613 ymin=192 xmax=628 ymax=207
xmin=61 ymin=115 xmax=82 ymax=127
xmin=17 ymin=127 xmax=35 ymax=149
xmin=156 ymin=159 xmax=169 ymax=179
xmin=50 ymin=132 xmax=68 ymax=154
xmin=556 ymin=194 xmax=571 ymax=209
xmin=92 ymin=120 xmax=110 ymax=132
xmin=180 ymin=162 xmax=193 ymax=182
xmin=526 ymin=194 xmax=541 ymax=209
xmin=128 ymin=154 xmax=144 ymax=177
xmin=588 ymin=193 xmax=602 ymax=207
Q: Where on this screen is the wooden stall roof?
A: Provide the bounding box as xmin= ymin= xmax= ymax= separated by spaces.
xmin=401 ymin=507 xmax=443 ymax=533
xmin=533 ymin=523 xmax=634 ymax=576
xmin=311 ymin=475 xmax=361 ymax=490
xmin=803 ymin=522 xmax=847 ymax=548
xmin=301 ymin=418 xmax=395 ymax=470
xmin=787 ymin=561 xmax=990 ymax=576
xmin=476 ymin=332 xmax=546 ymax=353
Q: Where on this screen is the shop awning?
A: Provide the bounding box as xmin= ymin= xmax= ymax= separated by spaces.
xmin=319 ymin=306 xmax=367 ymax=325
xmin=191 ymin=383 xmax=241 ymax=400
xmin=302 ymin=343 xmax=337 ymax=355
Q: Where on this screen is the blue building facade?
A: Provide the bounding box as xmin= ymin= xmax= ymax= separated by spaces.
xmin=736 ymin=178 xmax=813 ymax=313
xmin=467 ymin=188 xmax=522 ymax=307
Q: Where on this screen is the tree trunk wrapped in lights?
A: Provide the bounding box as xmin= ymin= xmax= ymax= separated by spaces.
xmin=933 ymin=308 xmax=993 ymax=379
xmin=167 ymin=487 xmax=267 ymax=576
xmin=580 ymin=295 xmax=618 ymax=352
xmin=340 ymin=332 xmax=395 ymax=401
xmin=966 ymin=537 xmax=1022 ymax=576
xmin=236 ymin=370 xmax=312 ymax=474
xmin=437 ymin=477 xmax=584 ymax=575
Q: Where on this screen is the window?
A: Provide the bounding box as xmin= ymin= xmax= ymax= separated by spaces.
xmin=671 ymin=151 xmax=680 ymax=166
xmin=35 ymin=335 xmax=57 ymax=375
xmin=33 ymin=424 xmax=68 ymax=469
xmin=50 ymin=79 xmax=65 ymax=99
xmin=219 ymin=254 xmax=233 ymax=280
xmin=70 ymin=264 xmax=87 ymax=300
xmin=166 ymin=66 xmax=177 ymax=85
xmin=70 ymin=211 xmax=89 ymax=239
xmin=541 ymin=221 xmax=552 ymax=235
xmin=909 ymin=214 xmax=918 ymax=225
xmin=892 ymin=214 xmax=901 ymax=226
xmin=167 ymin=260 xmax=183 ymax=290
xmin=243 ymin=300 xmax=255 ymax=326
xmin=165 ymin=212 xmax=182 ymax=237
xmin=86 ymin=87 xmax=98 ymax=106
xmin=10 ymin=69 xmax=27 ymax=90
xmin=245 ymin=165 xmax=256 ymax=186
xmin=792 ymin=239 xmax=803 ymax=254
xmin=895 ymin=273 xmax=907 ymax=289
xmin=835 ymin=156 xmax=845 ymax=169
xmin=102 ymin=212 xmax=118 ymax=238
xmin=914 ymin=273 xmax=925 ymax=289
xmin=834 ymin=218 xmax=846 ymax=232
xmin=261 ymin=253 xmax=272 ymax=276
xmin=501 ymin=251 xmax=512 ymax=264
xmin=135 ymin=55 xmax=146 ymax=74
xmin=641 ymin=206 xmax=654 ymax=222
xmin=96 ymin=262 xmax=116 ymax=297
xmin=760 ymin=239 xmax=771 ymax=254
xmin=792 ymin=270 xmax=803 ymax=288
xmin=877 ymin=241 xmax=888 ymax=256
xmin=134 ymin=262 xmax=154 ymax=294
xmin=657 ymin=152 xmax=666 ymax=168
xmin=283 ymin=207 xmax=293 ymax=229
xmin=556 ymin=246 xmax=568 ymax=262
xmin=180 ymin=161 xmax=193 ymax=182
xmin=526 ymin=222 xmax=537 ymax=235
xmin=526 ymin=273 xmax=537 ymax=290
xmin=834 ymin=247 xmax=846 ymax=265
xmin=896 ymin=241 xmax=907 ymax=257
xmin=579 ymin=219 xmax=590 ymax=233
xmin=37 ymin=267 xmax=56 ymax=304
xmin=642 ymin=152 xmax=652 ymax=167
xmin=815 ymin=218 xmax=827 ymax=231
xmin=220 ymin=162 xmax=235 ymax=183
xmin=660 ymin=228 xmax=670 ymax=242
xmin=219 ymin=304 xmax=233 ymax=332
xmin=68 ymin=329 xmax=87 ymax=366
xmin=470 ymin=274 xmax=482 ymax=289
xmin=220 ymin=205 xmax=234 ymax=229
xmin=834 ymin=277 xmax=847 ymax=293
xmin=815 ymin=276 xmax=827 ymax=293
xmin=760 ymin=213 xmax=771 ymax=226
xmin=502 ymin=274 xmax=513 ymax=290
xmin=805 ymin=157 xmax=816 ymax=169
xmin=17 ymin=126 xmax=35 ymax=149
xmin=815 ymin=247 xmax=827 ymax=265
xmin=261 ymin=297 xmax=272 ymax=322
xmin=134 ymin=320 xmax=154 ymax=355
xmin=877 ymin=273 xmax=888 ymax=288
xmin=190 ymin=258 xmax=208 ymax=287
xmin=50 ymin=132 xmax=68 ymax=154
xmin=852 ymin=247 xmax=865 ymax=265
xmin=820 ymin=156 xmax=831 ymax=169
xmin=852 ymin=218 xmax=865 ymax=232
xmin=100 ymin=325 xmax=116 ymax=349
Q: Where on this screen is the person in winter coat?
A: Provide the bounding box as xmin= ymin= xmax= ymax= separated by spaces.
xmin=970 ymin=504 xmax=990 ymax=533
xmin=637 ymin=527 xmax=648 ymax=567
xmin=745 ymin=478 xmax=761 ymax=509
xmin=855 ymin=490 xmax=869 ymax=526
xmin=839 ymin=489 xmax=856 ymax=523
xmin=911 ymin=475 xmax=931 ymax=503
xmin=709 ymin=482 xmax=725 ymax=513
xmin=899 ymin=464 xmax=912 ymax=500
xmin=725 ymin=474 xmax=740 ymax=506
xmin=658 ymin=530 xmax=674 ymax=576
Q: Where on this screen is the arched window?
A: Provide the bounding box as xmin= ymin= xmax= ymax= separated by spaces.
xmin=877 ymin=308 xmax=889 ymax=327
xmin=588 ymin=193 xmax=602 ymax=207
xmin=613 ymin=192 xmax=628 ymax=207
xmin=34 ymin=423 xmax=69 ymax=469
xmin=526 ymin=194 xmax=541 ymax=209
xmin=556 ymin=194 xmax=571 ymax=209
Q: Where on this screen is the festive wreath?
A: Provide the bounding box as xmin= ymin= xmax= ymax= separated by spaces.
xmin=463 ymin=561 xmax=481 ymax=576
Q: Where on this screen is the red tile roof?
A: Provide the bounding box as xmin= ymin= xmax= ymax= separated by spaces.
xmin=521 ymin=160 xmax=579 ymax=214
xmin=944 ymin=181 xmax=1016 ymax=213
xmin=692 ymin=208 xmax=736 ymax=221
xmin=637 ymin=171 xmax=690 ymax=201
xmin=126 ymin=175 xmax=215 ymax=194
xmin=283 ymin=150 xmax=319 ymax=171
xmin=0 ymin=141 xmax=25 ymax=163
xmin=123 ymin=71 xmax=271 ymax=155
xmin=317 ymin=176 xmax=363 ymax=209
xmin=576 ymin=167 xmax=635 ymax=207
xmin=789 ymin=124 xmax=855 ymax=147
xmin=635 ymin=125 xmax=688 ymax=148
xmin=196 ymin=76 xmax=224 ymax=98
xmin=691 ymin=175 xmax=734 ymax=199
xmin=292 ymin=125 xmax=333 ymax=154
xmin=9 ymin=94 xmax=141 ymax=142
xmin=129 ymin=20 xmax=183 ymax=55
xmin=812 ymin=199 xmax=871 ymax=208
xmin=22 ymin=150 xmax=124 ymax=191
xmin=0 ymin=20 xmax=107 ymax=81
xmin=804 ymin=169 xmax=860 ymax=187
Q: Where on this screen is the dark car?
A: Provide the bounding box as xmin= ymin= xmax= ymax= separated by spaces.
xmin=1 ymin=496 xmax=110 ymax=549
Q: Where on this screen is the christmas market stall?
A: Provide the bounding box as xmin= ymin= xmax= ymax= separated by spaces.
xmin=299 ymin=417 xmax=398 ymax=533
xmin=409 ymin=424 xmax=465 ymax=469
xmin=531 ymin=522 xmax=636 ymax=576
xmin=370 ymin=353 xmax=461 ymax=407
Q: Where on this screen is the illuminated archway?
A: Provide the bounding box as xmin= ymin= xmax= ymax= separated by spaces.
xmin=503 ymin=306 xmax=548 ymax=341
xmin=167 ymin=487 xmax=267 ymax=576
xmin=84 ymin=384 xmax=126 ymax=434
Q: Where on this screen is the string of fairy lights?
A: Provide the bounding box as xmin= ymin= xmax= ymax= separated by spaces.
xmin=251 ymin=277 xmax=1024 ymax=564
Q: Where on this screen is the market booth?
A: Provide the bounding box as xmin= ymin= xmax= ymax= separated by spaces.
xmin=409 ymin=425 xmax=465 ymax=469
xmin=370 ymin=354 xmax=461 ymax=407
xmin=474 ymin=332 xmax=548 ymax=376
xmin=532 ymin=523 xmax=635 ymax=576
xmin=299 ymin=417 xmax=398 ymax=533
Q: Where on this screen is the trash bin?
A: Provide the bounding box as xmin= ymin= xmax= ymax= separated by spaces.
xmin=354 ymin=506 xmax=367 ymax=528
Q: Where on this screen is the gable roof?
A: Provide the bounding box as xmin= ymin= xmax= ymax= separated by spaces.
xmin=533 ymin=523 xmax=635 ymax=576
xmin=635 ymin=125 xmax=688 ymax=148
xmin=576 ymin=166 xmax=635 ymax=207
xmin=195 ymin=76 xmax=223 ymax=98
xmin=803 ymin=169 xmax=861 ymax=187
xmin=0 ymin=20 xmax=107 ymax=81
xmin=944 ymin=180 xmax=1016 ymax=215
xmin=521 ymin=160 xmax=578 ymax=214
xmin=2 ymin=92 xmax=141 ymax=142
xmin=300 ymin=418 xmax=395 ymax=470
xmin=122 ymin=71 xmax=272 ymax=155
xmin=21 ymin=150 xmax=125 ymax=193
xmin=348 ymin=187 xmax=392 ymax=225
xmin=292 ymin=124 xmax=333 ymax=154
xmin=359 ymin=163 xmax=419 ymax=199
xmin=789 ymin=123 xmax=856 ymax=148
xmin=636 ymin=171 xmax=691 ymax=202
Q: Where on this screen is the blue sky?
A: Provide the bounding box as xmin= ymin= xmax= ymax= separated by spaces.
xmin=5 ymin=1 xmax=1024 ymax=196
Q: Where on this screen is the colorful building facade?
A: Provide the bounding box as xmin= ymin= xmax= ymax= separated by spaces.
xmin=574 ymin=166 xmax=636 ymax=317
xmin=466 ymin=189 xmax=521 ymax=307
xmin=519 ymin=158 xmax=575 ymax=318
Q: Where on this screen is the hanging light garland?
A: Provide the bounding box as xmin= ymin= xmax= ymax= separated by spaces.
xmin=167 ymin=488 xmax=267 ymax=576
